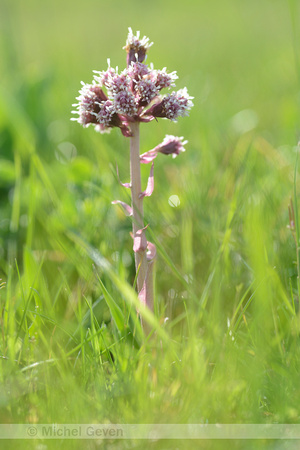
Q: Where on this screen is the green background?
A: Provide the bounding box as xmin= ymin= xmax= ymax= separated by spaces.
xmin=1 ymin=1 xmax=300 ymax=449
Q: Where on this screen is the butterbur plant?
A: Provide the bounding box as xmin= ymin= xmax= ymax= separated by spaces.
xmin=72 ymin=28 xmax=193 ymax=321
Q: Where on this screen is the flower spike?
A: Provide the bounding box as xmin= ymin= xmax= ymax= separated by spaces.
xmin=72 ymin=28 xmax=192 ymax=320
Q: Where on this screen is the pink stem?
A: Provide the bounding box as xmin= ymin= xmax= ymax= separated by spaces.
xmin=130 ymin=122 xmax=148 ymax=298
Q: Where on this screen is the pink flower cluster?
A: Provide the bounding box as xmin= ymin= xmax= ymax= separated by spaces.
xmin=71 ymin=28 xmax=193 ymax=137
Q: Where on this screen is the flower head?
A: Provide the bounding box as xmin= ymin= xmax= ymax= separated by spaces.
xmin=151 ymin=67 xmax=178 ymax=91
xmin=93 ymin=59 xmax=117 ymax=88
xmin=113 ymin=89 xmax=138 ymax=116
xmin=72 ymin=29 xmax=193 ymax=135
xmin=134 ymin=78 xmax=158 ymax=107
xmin=155 ymin=135 xmax=188 ymax=157
xmin=71 ymin=82 xmax=107 ymax=126
xmin=127 ymin=62 xmax=150 ymax=80
xmin=96 ymin=100 xmax=117 ymax=126
xmin=140 ymin=135 xmax=188 ymax=163
xmin=124 ymin=28 xmax=153 ymax=66
xmin=107 ymin=72 xmax=131 ymax=95
xmin=71 ymin=82 xmax=130 ymax=134
xmin=144 ymin=87 xmax=194 ymax=122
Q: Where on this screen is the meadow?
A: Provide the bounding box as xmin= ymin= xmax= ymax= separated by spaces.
xmin=1 ymin=0 xmax=300 ymax=448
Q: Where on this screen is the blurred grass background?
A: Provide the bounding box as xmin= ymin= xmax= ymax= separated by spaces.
xmin=1 ymin=0 xmax=300 ymax=449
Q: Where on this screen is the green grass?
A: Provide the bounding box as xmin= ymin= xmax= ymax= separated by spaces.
xmin=1 ymin=0 xmax=300 ymax=448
